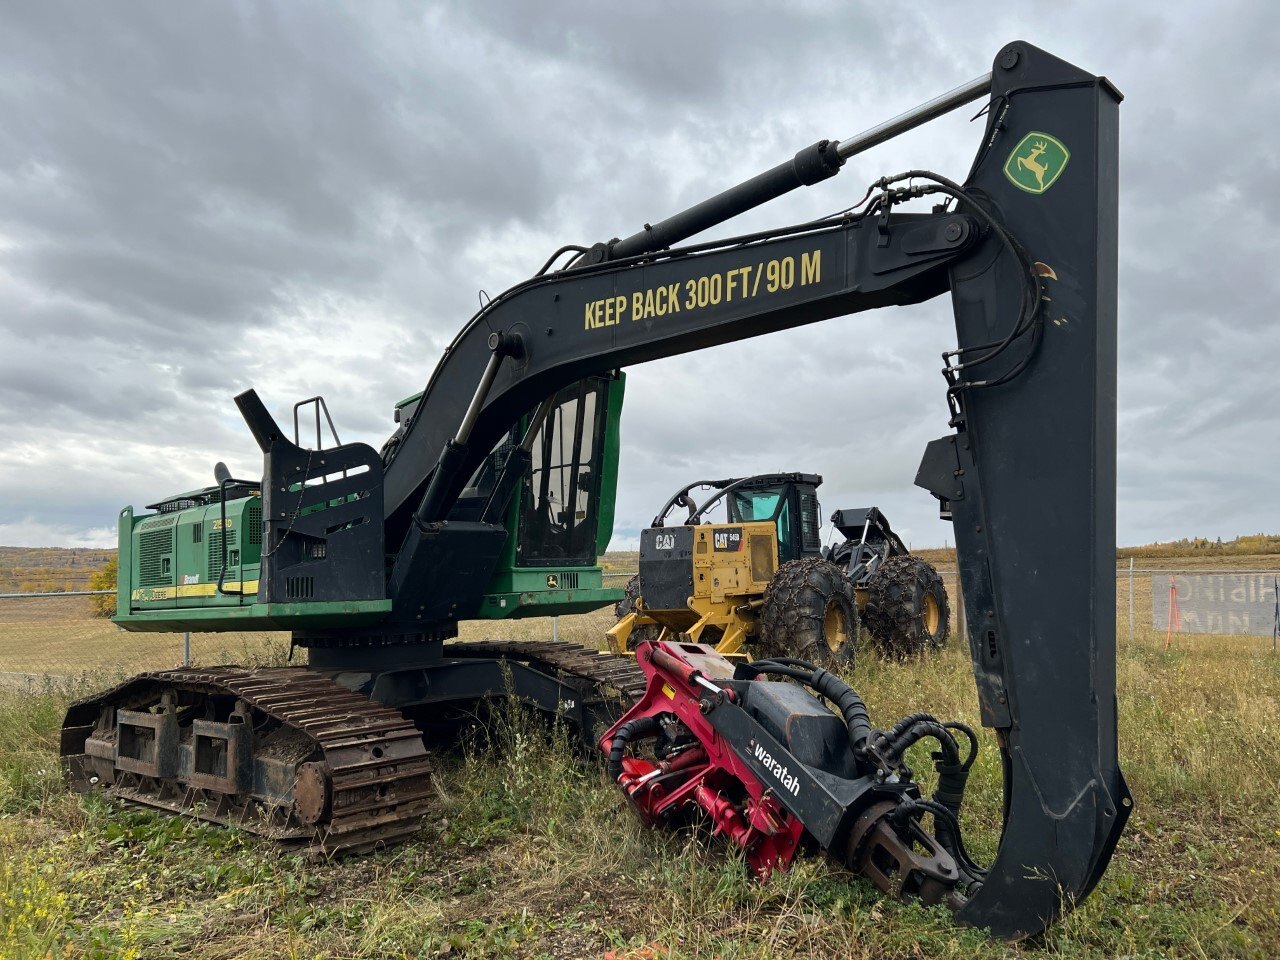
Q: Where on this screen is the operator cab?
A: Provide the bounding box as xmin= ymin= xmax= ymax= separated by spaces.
xmin=722 ymin=474 xmax=823 ymax=563
xmin=444 ymin=375 xmax=616 ymax=567
xmin=652 ymin=472 xmax=824 ymax=564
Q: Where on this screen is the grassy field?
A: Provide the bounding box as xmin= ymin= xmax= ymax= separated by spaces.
xmin=0 ymin=556 xmax=1278 ymax=958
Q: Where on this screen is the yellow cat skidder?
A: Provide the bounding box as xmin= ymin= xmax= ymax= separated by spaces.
xmin=607 ymin=473 xmax=950 ymax=664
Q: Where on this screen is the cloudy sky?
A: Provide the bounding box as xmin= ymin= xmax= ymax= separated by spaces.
xmin=1 ymin=2 xmax=1276 ymax=551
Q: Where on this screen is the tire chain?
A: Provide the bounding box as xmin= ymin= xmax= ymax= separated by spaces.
xmin=757 ymin=557 xmax=859 ymax=666
xmin=863 ymin=555 xmax=950 ymax=658
xmin=613 ymin=574 xmax=665 ymax=651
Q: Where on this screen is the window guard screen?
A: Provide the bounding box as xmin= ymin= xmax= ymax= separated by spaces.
xmin=516 ymin=379 xmax=607 ymax=567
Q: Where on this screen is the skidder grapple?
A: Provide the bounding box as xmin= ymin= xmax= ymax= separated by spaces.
xmin=608 ymin=473 xmax=950 ymax=662
xmin=62 ymin=41 xmax=1127 ymax=939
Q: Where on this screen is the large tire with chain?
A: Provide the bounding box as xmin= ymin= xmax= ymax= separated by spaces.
xmin=614 ymin=575 xmax=665 ymax=651
xmin=863 ymin=555 xmax=950 ymax=657
xmin=757 ymin=558 xmax=860 ymax=667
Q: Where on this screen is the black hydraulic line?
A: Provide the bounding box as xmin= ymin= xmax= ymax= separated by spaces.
xmin=943 ymin=721 xmax=980 ymax=772
xmin=893 ymin=797 xmax=988 ymax=886
xmin=884 ymin=719 xmax=971 ymax=819
xmin=884 ymin=711 xmax=940 ymax=741
xmin=810 ymin=667 xmax=872 ymax=751
xmin=215 ymin=476 xmax=258 ymax=597
xmin=885 ymin=719 xmax=960 ymax=759
xmin=745 ymin=658 xmax=872 ymax=751
xmin=535 ymin=244 xmax=589 ymax=277
xmin=606 ymin=714 xmax=662 ymax=782
xmin=872 ymin=170 xmax=1044 ymax=388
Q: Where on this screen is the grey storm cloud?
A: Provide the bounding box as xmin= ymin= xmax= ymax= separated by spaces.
xmin=0 ymin=1 xmax=1277 ymax=549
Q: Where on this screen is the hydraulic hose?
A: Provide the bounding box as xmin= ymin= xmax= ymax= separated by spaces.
xmin=606 ymin=715 xmax=661 ymax=782
xmin=808 ymin=666 xmax=872 ymax=751
xmin=745 ymin=658 xmax=872 ymax=752
xmin=883 ymin=711 xmax=939 ymax=741
xmin=885 ymin=719 xmax=970 ymax=818
xmin=892 ymin=797 xmax=988 ymax=887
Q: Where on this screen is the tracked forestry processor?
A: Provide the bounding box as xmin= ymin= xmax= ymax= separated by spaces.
xmin=61 ymin=42 xmax=1126 ymax=939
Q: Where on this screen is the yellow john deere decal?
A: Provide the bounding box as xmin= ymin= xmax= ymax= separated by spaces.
xmin=1003 ymin=131 xmax=1070 ymax=195
xmin=132 ymin=581 xmax=259 ymax=601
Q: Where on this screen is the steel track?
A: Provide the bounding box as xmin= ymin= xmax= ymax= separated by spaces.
xmin=61 ymin=639 xmax=648 ymax=856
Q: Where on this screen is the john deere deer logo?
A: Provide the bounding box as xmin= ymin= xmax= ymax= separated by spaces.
xmin=1003 ymin=131 xmax=1070 ymax=195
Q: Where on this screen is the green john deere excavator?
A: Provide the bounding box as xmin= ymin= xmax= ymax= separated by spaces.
xmin=61 ymin=42 xmax=1128 ymax=939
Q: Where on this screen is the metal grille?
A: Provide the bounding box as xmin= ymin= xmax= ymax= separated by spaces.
xmin=138 ymin=528 xmax=174 ymax=587
xmin=137 ymin=514 xmax=178 ymax=531
xmin=800 ymin=493 xmax=822 ymax=552
xmin=286 ymin=576 xmax=315 ymax=599
xmin=208 ymin=529 xmax=239 ymax=576
xmin=750 ymin=534 xmax=775 ymax=583
xmin=246 ymin=502 xmax=262 ymax=547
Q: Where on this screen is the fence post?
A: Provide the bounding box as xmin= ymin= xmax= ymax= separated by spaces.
xmin=1273 ymin=575 xmax=1278 ymax=655
xmin=552 ymin=616 xmax=559 ymax=643
xmin=954 ymin=562 xmax=966 ymax=646
xmin=183 ymin=631 xmax=191 ymax=668
xmin=1128 ymin=557 xmax=1134 ymax=644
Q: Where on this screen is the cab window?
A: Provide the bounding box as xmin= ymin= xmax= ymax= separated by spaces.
xmin=516 ymin=379 xmax=607 ymax=566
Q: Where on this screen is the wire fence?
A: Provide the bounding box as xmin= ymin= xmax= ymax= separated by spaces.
xmin=0 ymin=565 xmax=1272 ymax=688
xmin=1123 ymin=563 xmax=1279 ymax=650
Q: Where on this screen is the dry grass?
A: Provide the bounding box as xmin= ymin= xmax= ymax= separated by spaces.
xmin=0 ymin=567 xmax=1277 ymax=957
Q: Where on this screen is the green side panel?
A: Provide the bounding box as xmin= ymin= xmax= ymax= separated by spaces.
xmin=595 ymin=372 xmax=625 ymax=556
xmin=114 ymin=599 xmax=393 ymax=633
xmin=121 ymin=497 xmax=265 ymax=618
xmin=114 ymin=492 xmax=390 ymax=632
xmin=475 ymin=565 xmax=622 ymax=620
